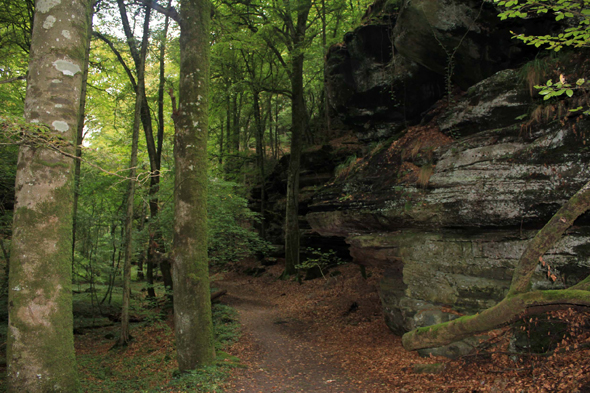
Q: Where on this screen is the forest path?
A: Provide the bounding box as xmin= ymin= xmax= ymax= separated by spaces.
xmin=219 ymin=278 xmax=366 ymax=393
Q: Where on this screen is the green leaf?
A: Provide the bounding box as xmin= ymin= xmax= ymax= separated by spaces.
xmin=566 ymin=89 xmax=574 ymax=97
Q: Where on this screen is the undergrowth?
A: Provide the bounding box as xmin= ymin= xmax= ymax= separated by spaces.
xmin=77 ymin=301 xmax=240 ymax=393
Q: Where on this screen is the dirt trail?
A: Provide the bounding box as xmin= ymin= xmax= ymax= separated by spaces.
xmin=220 ymin=280 xmax=366 ymax=393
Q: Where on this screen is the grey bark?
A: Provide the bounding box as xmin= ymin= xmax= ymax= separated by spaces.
xmin=172 ymin=0 xmax=216 ymax=370
xmin=7 ymin=0 xmax=92 ymax=390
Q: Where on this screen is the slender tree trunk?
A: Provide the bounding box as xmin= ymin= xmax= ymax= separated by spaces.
xmin=284 ymin=53 xmax=306 ymax=276
xmin=116 ymin=0 xmax=159 ymax=174
xmin=72 ymin=8 xmax=93 ymax=266
xmin=268 ymin=94 xmax=275 ymax=159
xmin=146 ymin=240 xmax=156 ymax=297
xmin=226 ymin=93 xmax=232 ymax=155
xmin=321 ymin=0 xmax=331 ymax=139
xmin=233 ymin=93 xmax=240 ymax=152
xmin=119 ymin=3 xmax=151 ymax=346
xmin=253 ymin=91 xmax=266 ymax=240
xmin=283 ymin=0 xmax=311 ymax=276
xmin=172 ymin=0 xmax=215 ymax=370
xmin=219 ymin=118 xmax=224 ymax=165
xmin=147 ymin=0 xmax=173 ymax=296
xmin=7 ymin=0 xmax=91 ymax=390
xmin=275 ymin=96 xmax=280 ymax=159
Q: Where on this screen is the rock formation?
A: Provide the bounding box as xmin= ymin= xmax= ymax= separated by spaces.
xmin=260 ymin=0 xmax=590 ymax=357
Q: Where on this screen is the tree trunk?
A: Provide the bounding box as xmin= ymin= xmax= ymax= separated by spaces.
xmin=321 ymin=0 xmax=331 ymax=139
xmin=72 ymin=8 xmax=93 ymax=266
xmin=253 ymin=90 xmax=266 ymax=240
xmin=403 ymin=289 xmax=590 ymax=351
xmin=226 ymin=92 xmax=232 ymax=154
xmin=172 ymin=0 xmax=215 ymax=370
xmin=283 ymin=54 xmax=305 ymax=276
xmin=402 ymin=179 xmax=590 ymax=351
xmin=119 ymin=2 xmax=151 ymax=347
xmin=116 ymin=0 xmax=159 ymax=175
xmin=283 ymin=0 xmax=311 ymax=276
xmin=146 ymin=0 xmax=173 ymax=297
xmin=233 ymin=93 xmax=241 ymax=152
xmin=219 ymin=118 xmax=224 ymax=165
xmin=7 ymin=0 xmax=91 ymax=390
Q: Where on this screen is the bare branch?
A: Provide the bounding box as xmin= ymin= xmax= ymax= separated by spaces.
xmin=0 ymin=75 xmax=26 ymax=84
xmin=93 ymin=31 xmax=137 ymax=90
xmin=136 ymin=0 xmax=180 ymax=23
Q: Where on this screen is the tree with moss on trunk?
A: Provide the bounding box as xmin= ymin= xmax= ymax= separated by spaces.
xmin=7 ymin=0 xmax=92 ymax=390
xmin=173 ymin=0 xmax=216 ymax=370
xmin=138 ymin=0 xmax=215 ymax=370
xmin=402 ymin=0 xmax=590 ymax=353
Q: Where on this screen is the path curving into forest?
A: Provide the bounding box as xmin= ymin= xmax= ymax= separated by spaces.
xmin=220 ymin=279 xmax=366 ymax=393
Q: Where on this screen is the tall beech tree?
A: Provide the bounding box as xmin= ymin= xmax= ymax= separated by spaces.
xmin=7 ymin=0 xmax=92 ymax=390
xmin=172 ymin=0 xmax=216 ymax=369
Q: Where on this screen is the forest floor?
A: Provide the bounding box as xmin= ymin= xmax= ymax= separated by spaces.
xmin=0 ymin=259 xmax=589 ymax=392
xmin=217 ymin=260 xmax=590 ymax=393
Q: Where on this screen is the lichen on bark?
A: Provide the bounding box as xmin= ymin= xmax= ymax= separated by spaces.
xmin=7 ymin=0 xmax=91 ymax=391
xmin=172 ymin=0 xmax=215 ymax=371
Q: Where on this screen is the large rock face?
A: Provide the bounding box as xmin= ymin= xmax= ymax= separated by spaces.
xmin=326 ymin=25 xmax=445 ymax=141
xmin=307 ymin=67 xmax=590 ymax=352
xmin=257 ymin=0 xmax=590 ymax=357
xmin=326 ymin=0 xmax=554 ymax=141
xmin=392 ymin=0 xmax=553 ymax=89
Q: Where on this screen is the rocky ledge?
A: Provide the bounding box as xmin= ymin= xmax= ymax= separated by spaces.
xmin=308 ymin=67 xmax=590 ymax=356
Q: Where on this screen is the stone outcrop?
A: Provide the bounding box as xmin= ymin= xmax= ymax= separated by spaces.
xmin=326 ymin=0 xmax=555 ymax=142
xmin=326 ymin=27 xmax=445 ymax=141
xmin=308 ymin=67 xmax=590 ymax=355
xmin=392 ymin=0 xmax=554 ymax=89
xmin=257 ymin=0 xmax=590 ymax=357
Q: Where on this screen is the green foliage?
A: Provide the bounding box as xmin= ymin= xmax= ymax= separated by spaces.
xmin=207 ymin=179 xmax=271 ymax=265
xmin=295 ymin=248 xmax=344 ymax=279
xmin=75 ymin=296 xmax=241 ymax=392
xmin=496 ymin=0 xmax=590 ymax=114
xmin=496 ymin=0 xmax=590 ymax=52
xmin=0 ymin=0 xmax=32 ymax=117
xmin=536 ymin=76 xmax=590 ymax=114
xmin=211 ymin=303 xmax=240 ymax=350
xmin=157 ymin=366 xmax=226 ymax=392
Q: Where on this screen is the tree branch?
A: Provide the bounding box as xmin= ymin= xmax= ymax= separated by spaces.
xmin=136 ymin=0 xmax=180 ymax=23
xmin=93 ymin=32 xmax=137 ymax=90
xmin=509 ymin=179 xmax=590 ymax=296
xmin=402 ymin=288 xmax=590 ymax=351
xmin=0 ymin=75 xmax=26 ymax=84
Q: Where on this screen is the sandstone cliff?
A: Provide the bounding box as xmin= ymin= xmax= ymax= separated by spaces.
xmin=260 ymin=0 xmax=590 ymax=357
